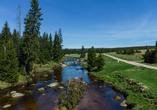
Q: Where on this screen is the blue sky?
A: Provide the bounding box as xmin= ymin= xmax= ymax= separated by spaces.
xmin=0 ymin=0 xmax=157 ymax=49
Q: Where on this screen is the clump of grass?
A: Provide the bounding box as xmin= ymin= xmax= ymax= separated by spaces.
xmin=59 ymin=77 xmax=86 ymax=110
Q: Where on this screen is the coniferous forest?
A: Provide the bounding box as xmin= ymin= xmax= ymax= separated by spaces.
xmin=0 ymin=0 xmax=63 ymax=83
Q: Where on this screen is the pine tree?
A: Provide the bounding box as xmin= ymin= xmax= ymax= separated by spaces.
xmin=49 ymin=33 xmax=53 ymax=58
xmin=97 ymin=52 xmax=105 ymax=71
xmin=53 ymin=32 xmax=62 ymax=62
xmin=87 ymin=46 xmax=96 ymax=71
xmin=12 ymin=29 xmax=19 ymax=55
xmin=22 ymin=0 xmax=43 ymax=73
xmin=80 ymin=45 xmax=85 ymax=58
xmin=144 ymin=47 xmax=150 ymax=63
xmin=0 ymin=21 xmax=12 ymax=46
xmin=58 ymin=28 xmax=64 ymax=58
xmin=0 ymin=39 xmax=19 ymax=83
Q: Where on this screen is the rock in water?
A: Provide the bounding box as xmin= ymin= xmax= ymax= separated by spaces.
xmin=120 ymin=100 xmax=127 ymax=107
xmin=73 ymin=77 xmax=79 ymax=80
xmin=47 ymin=82 xmax=58 ymax=87
xmin=99 ymin=86 xmax=103 ymax=88
xmin=58 ymin=86 xmax=64 ymax=89
xmin=2 ymin=104 xmax=11 ymax=109
xmin=12 ymin=93 xmax=24 ymax=98
xmin=44 ymin=81 xmax=48 ymax=83
xmin=10 ymin=91 xmax=16 ymax=94
xmin=47 ymin=70 xmax=54 ymax=73
xmin=31 ymin=84 xmax=38 ymax=86
xmin=38 ymin=87 xmax=45 ymax=91
xmin=113 ymin=96 xmax=121 ymax=101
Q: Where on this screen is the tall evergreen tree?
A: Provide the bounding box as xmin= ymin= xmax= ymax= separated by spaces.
xmin=0 ymin=21 xmax=12 ymax=46
xmin=22 ymin=0 xmax=43 ymax=73
xmin=97 ymin=52 xmax=105 ymax=71
xmin=58 ymin=28 xmax=64 ymax=58
xmin=49 ymin=33 xmax=53 ymax=57
xmin=53 ymin=32 xmax=62 ymax=62
xmin=58 ymin=28 xmax=63 ymax=44
xmin=12 ymin=29 xmax=19 ymax=54
xmin=87 ymin=46 xmax=96 ymax=71
xmin=80 ymin=45 xmax=85 ymax=58
xmin=0 ymin=39 xmax=19 ymax=83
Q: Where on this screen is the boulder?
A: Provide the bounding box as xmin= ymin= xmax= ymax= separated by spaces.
xmin=76 ymin=59 xmax=79 ymax=62
xmin=47 ymin=70 xmax=54 ymax=73
xmin=99 ymin=86 xmax=103 ymax=88
xmin=38 ymin=87 xmax=45 ymax=91
xmin=2 ymin=104 xmax=11 ymax=109
xmin=84 ymin=72 xmax=88 ymax=74
xmin=44 ymin=81 xmax=48 ymax=83
xmin=58 ymin=86 xmax=64 ymax=89
xmin=10 ymin=91 xmax=16 ymax=94
xmin=12 ymin=93 xmax=24 ymax=98
xmin=31 ymin=84 xmax=38 ymax=86
xmin=43 ymin=74 xmax=48 ymax=77
xmin=61 ymin=64 xmax=67 ymax=67
xmin=113 ymin=96 xmax=121 ymax=101
xmin=120 ymin=100 xmax=127 ymax=107
xmin=73 ymin=77 xmax=79 ymax=80
xmin=74 ymin=61 xmax=77 ymax=65
xmin=75 ymin=68 xmax=79 ymax=70
xmin=66 ymin=62 xmax=70 ymax=66
xmin=47 ymin=82 xmax=58 ymax=87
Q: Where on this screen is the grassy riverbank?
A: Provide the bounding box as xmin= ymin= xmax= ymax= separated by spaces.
xmin=0 ymin=60 xmax=59 ymax=89
xmin=65 ymin=53 xmax=99 ymax=58
xmin=88 ymin=55 xmax=157 ymax=109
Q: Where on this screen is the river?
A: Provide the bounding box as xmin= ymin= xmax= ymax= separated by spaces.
xmin=0 ymin=58 xmax=128 ymax=110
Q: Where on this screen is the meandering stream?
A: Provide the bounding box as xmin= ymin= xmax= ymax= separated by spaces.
xmin=0 ymin=58 xmax=128 ymax=110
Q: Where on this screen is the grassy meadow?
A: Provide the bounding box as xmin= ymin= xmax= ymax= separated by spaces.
xmin=89 ymin=54 xmax=157 ymax=109
xmin=106 ymin=49 xmax=157 ymax=67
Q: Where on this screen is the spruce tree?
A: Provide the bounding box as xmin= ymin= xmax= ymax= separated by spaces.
xmin=12 ymin=29 xmax=19 ymax=55
xmin=58 ymin=28 xmax=64 ymax=58
xmin=87 ymin=46 xmax=96 ymax=71
xmin=97 ymin=52 xmax=105 ymax=71
xmin=53 ymin=32 xmax=62 ymax=62
xmin=144 ymin=47 xmax=150 ymax=63
xmin=49 ymin=33 xmax=53 ymax=58
xmin=0 ymin=21 xmax=12 ymax=46
xmin=0 ymin=39 xmax=19 ymax=83
xmin=22 ymin=0 xmax=43 ymax=73
xmin=80 ymin=45 xmax=85 ymax=58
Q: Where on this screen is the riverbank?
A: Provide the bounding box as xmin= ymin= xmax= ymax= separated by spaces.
xmin=0 ymin=60 xmax=59 ymax=90
xmin=86 ymin=55 xmax=157 ymax=109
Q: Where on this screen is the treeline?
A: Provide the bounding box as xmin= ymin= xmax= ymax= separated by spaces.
xmin=0 ymin=0 xmax=63 ymax=83
xmin=63 ymin=46 xmax=155 ymax=55
xmin=116 ymin=47 xmax=135 ymax=55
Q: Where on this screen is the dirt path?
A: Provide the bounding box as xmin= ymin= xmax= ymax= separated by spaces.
xmin=104 ymin=54 xmax=157 ymax=70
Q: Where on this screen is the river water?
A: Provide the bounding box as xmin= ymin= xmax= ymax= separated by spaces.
xmin=0 ymin=58 xmax=128 ymax=110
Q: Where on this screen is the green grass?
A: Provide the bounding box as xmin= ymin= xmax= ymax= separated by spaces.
xmin=88 ymin=55 xmax=157 ymax=109
xmin=31 ymin=61 xmax=59 ymax=73
xmin=106 ymin=51 xmax=157 ymax=67
xmin=65 ymin=53 xmax=99 ymax=58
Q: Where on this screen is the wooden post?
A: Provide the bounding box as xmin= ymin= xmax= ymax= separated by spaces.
xmin=68 ymin=77 xmax=71 ymax=89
